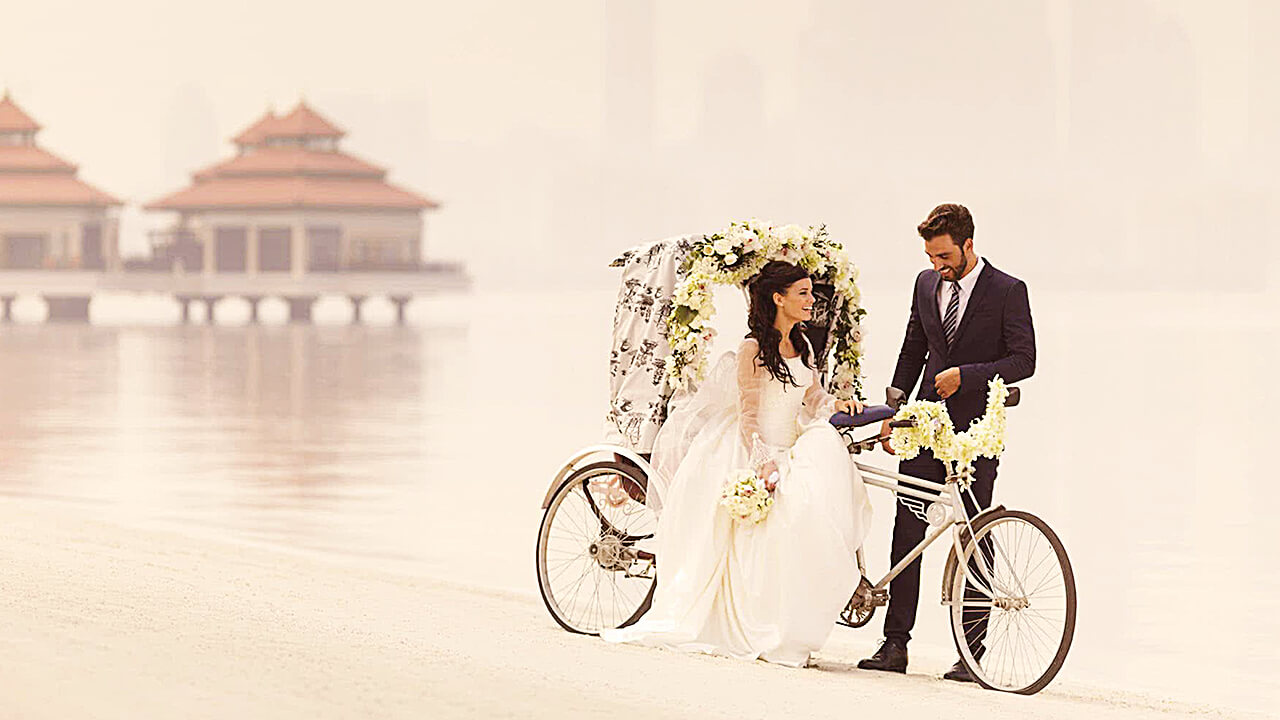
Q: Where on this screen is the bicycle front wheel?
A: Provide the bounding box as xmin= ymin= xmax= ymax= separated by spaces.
xmin=946 ymin=509 xmax=1076 ymax=694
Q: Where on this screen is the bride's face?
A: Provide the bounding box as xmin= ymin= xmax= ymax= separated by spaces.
xmin=773 ymin=278 xmax=814 ymax=325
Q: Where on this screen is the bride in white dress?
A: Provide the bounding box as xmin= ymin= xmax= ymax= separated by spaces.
xmin=603 ymin=261 xmax=875 ymax=667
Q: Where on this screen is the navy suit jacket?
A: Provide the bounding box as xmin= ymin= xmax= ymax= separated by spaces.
xmin=890 ymin=261 xmax=1036 ymax=429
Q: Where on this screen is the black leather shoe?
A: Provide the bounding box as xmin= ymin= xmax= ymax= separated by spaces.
xmin=857 ymin=639 xmax=908 ymax=673
xmin=942 ymin=659 xmax=976 ymax=683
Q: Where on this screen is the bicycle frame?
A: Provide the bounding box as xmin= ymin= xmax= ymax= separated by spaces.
xmin=850 ymin=460 xmax=1010 ymax=605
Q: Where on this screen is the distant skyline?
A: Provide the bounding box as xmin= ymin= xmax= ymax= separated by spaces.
xmin=1 ymin=0 xmax=1273 ymax=291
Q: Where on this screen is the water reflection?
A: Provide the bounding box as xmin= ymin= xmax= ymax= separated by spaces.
xmin=0 ymin=292 xmax=1275 ymax=713
xmin=0 ymin=322 xmax=467 ymax=563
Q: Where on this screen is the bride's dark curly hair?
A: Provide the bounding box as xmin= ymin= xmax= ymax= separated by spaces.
xmin=746 ymin=261 xmax=813 ymax=387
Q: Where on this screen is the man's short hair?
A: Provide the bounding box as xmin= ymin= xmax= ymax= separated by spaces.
xmin=917 ymin=204 xmax=974 ymax=245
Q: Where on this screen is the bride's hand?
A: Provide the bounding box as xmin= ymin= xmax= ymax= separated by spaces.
xmin=836 ymin=398 xmax=865 ymax=415
xmin=760 ymin=460 xmax=779 ymax=491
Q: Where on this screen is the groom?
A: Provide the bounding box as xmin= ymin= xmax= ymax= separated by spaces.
xmin=858 ymin=203 xmax=1036 ymax=682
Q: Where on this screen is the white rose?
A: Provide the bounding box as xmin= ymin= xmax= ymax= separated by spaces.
xmin=775 ymin=224 xmax=804 ymax=245
xmin=724 ymin=252 xmax=738 ymax=265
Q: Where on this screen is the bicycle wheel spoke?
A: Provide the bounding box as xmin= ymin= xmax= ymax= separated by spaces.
xmin=547 ymin=555 xmax=587 ymax=586
xmin=1027 ymin=559 xmax=1064 ymax=598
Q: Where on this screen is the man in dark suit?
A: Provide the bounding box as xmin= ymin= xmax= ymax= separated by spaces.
xmin=858 ymin=203 xmax=1036 ymax=681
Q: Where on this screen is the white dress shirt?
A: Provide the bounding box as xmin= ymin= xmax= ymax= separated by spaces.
xmin=937 ymin=256 xmax=985 ymax=327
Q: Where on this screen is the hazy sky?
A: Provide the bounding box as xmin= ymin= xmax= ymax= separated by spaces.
xmin=1 ymin=0 xmax=1273 ymax=290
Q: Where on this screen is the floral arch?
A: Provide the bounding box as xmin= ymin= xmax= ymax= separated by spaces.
xmin=664 ymin=220 xmax=867 ymax=400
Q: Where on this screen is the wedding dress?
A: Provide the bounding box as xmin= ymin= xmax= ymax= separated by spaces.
xmin=602 ymin=338 xmax=874 ymax=667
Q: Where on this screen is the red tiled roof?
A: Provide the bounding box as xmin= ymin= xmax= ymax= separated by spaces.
xmin=0 ymin=145 xmax=77 ymax=172
xmin=233 ymin=102 xmax=345 ymax=146
xmin=153 ymin=100 xmax=434 ymax=213
xmin=272 ymin=101 xmax=344 ymax=138
xmin=233 ymin=111 xmax=281 ymax=145
xmin=193 ymin=147 xmax=385 ymax=181
xmin=0 ymin=93 xmax=40 ymax=132
xmin=146 ymin=176 xmax=438 ymax=211
xmin=0 ymin=173 xmax=120 ymax=207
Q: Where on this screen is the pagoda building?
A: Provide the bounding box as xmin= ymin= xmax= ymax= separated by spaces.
xmin=146 ymin=101 xmax=439 ymax=277
xmin=0 ymin=91 xmax=121 ymax=270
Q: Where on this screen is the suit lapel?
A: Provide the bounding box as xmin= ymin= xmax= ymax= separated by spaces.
xmin=919 ymin=270 xmax=945 ymax=351
xmin=951 ymin=261 xmax=994 ymax=349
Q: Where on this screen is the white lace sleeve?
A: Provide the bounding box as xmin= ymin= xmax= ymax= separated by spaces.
xmin=800 ymin=334 xmax=840 ymax=419
xmin=737 ymin=339 xmax=785 ymax=474
xmin=802 ymin=370 xmax=840 ymax=419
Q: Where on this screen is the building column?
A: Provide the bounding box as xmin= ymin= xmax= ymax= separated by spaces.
xmin=45 ymin=295 xmax=91 ymax=322
xmin=202 ymin=296 xmax=222 ymax=324
xmin=349 ymin=295 xmax=366 ymax=324
xmin=244 ymin=295 xmax=263 ymax=324
xmin=107 ymin=215 xmax=120 ymax=271
xmin=291 ymin=219 xmax=306 ymax=279
xmin=175 ymin=295 xmax=196 ymax=324
xmin=246 ymin=225 xmax=260 ymax=275
xmin=389 ymin=294 xmax=412 ymax=326
xmin=200 ymin=225 xmax=215 ymax=276
xmin=285 ymin=295 xmax=317 ymax=323
xmin=415 ymin=216 xmax=425 ymax=266
xmin=71 ymin=221 xmax=84 ymax=269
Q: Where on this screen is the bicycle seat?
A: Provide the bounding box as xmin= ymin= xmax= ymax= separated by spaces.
xmin=829 ymin=405 xmax=895 ymax=428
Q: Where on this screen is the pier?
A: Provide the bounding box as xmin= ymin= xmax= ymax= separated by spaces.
xmin=0 ymin=266 xmax=468 ymax=323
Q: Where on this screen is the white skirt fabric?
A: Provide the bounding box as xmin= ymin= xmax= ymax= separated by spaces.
xmin=602 ymin=353 xmax=874 ymax=667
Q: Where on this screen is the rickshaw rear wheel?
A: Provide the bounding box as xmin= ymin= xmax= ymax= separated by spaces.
xmin=536 ymin=461 xmax=658 ymax=635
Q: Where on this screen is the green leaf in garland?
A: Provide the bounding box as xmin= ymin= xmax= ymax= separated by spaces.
xmin=672 ymin=305 xmax=697 ymax=326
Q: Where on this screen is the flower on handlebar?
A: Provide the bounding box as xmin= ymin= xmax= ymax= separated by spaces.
xmin=889 ymin=377 xmax=1010 ymax=477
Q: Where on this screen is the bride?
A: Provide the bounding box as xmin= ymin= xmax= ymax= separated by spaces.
xmin=603 ymin=260 xmax=875 ymax=667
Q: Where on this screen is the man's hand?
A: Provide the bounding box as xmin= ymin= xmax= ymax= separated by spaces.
xmin=879 ymin=419 xmax=895 ymax=455
xmin=934 ymin=367 xmax=961 ymax=399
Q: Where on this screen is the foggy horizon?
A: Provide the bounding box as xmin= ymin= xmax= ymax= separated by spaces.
xmin=2 ymin=0 xmax=1275 ymax=293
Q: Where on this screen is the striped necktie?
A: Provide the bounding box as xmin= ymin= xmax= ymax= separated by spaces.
xmin=943 ymin=280 xmax=961 ymax=347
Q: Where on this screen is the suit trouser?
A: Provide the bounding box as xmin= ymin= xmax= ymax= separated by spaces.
xmin=883 ymin=451 xmax=997 ymax=645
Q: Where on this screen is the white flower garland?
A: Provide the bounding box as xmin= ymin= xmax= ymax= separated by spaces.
xmin=664 ymin=219 xmax=867 ymax=400
xmin=888 ymin=376 xmax=1010 ymax=477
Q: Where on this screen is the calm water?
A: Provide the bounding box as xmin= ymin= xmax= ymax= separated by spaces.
xmin=0 ymin=290 xmax=1275 ymax=715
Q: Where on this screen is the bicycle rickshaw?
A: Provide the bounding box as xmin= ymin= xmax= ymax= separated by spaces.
xmin=535 ymin=229 xmax=1076 ymax=695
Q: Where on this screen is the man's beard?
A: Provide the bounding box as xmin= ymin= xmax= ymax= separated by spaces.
xmin=941 ymin=255 xmax=969 ymax=280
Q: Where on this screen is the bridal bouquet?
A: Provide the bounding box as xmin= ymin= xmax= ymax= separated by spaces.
xmin=720 ymin=469 xmax=774 ymax=524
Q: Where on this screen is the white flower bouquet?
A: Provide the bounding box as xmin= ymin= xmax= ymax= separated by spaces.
xmin=720 ymin=468 xmax=775 ymax=524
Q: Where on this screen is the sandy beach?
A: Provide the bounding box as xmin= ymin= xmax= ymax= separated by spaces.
xmin=0 ymin=496 xmax=1257 ymax=720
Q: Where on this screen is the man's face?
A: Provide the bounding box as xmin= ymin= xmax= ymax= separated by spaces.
xmin=924 ymin=234 xmax=971 ymax=281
